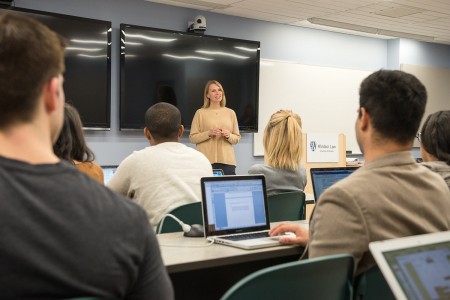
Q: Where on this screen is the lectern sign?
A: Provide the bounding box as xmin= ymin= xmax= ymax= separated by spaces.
xmin=307 ymin=133 xmax=339 ymax=163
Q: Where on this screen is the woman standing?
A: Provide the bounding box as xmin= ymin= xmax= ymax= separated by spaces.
xmin=190 ymin=80 xmax=240 ymax=175
xmin=248 ymin=110 xmax=306 ymax=195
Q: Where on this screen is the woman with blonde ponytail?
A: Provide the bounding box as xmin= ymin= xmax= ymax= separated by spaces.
xmin=248 ymin=110 xmax=306 ymax=195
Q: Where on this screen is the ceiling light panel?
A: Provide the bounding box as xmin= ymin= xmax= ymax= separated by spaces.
xmin=374 ymin=6 xmax=425 ymax=18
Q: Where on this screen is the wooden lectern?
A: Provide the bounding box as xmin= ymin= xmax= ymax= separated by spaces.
xmin=301 ymin=133 xmax=346 ymax=219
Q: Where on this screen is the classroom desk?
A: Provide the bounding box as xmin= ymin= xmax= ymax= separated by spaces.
xmin=157 ymin=221 xmax=307 ymax=299
xmin=305 ymin=193 xmax=315 ymax=220
xmin=305 ymin=192 xmax=315 ymax=204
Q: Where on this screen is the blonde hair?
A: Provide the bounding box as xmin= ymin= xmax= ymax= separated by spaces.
xmin=263 ymin=110 xmax=303 ymax=170
xmin=202 ymin=80 xmax=227 ymax=108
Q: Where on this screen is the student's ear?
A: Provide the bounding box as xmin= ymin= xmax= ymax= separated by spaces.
xmin=144 ymin=127 xmax=152 ymax=141
xmin=44 ymin=76 xmax=61 ymax=113
xmin=178 ymin=125 xmax=184 ymax=138
xmin=359 ymin=107 xmax=370 ymax=132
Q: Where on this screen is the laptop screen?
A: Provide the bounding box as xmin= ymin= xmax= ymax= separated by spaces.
xmin=382 ymin=241 xmax=450 ymax=300
xmin=370 ymin=232 xmax=450 ymax=300
xmin=310 ymin=167 xmax=358 ymax=201
xmin=212 ymin=169 xmax=224 ymax=176
xmin=101 ymin=165 xmax=118 ymax=185
xmin=201 ymin=175 xmax=269 ymax=236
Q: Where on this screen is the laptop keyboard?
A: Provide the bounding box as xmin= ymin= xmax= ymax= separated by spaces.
xmin=221 ymin=231 xmax=270 ymax=241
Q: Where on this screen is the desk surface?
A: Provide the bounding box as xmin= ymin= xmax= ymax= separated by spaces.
xmin=305 ymin=192 xmax=315 ymax=204
xmin=158 ymin=220 xmax=308 ymax=273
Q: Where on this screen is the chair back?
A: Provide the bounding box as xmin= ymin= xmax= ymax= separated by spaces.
xmin=353 ymin=266 xmax=395 ymax=300
xmin=221 ymin=253 xmax=354 ymax=300
xmin=157 ymin=202 xmax=203 ymax=233
xmin=267 ymin=191 xmax=306 ymax=222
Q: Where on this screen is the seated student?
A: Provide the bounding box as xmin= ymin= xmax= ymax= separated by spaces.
xmin=107 ymin=102 xmax=212 ymax=228
xmin=270 ymin=70 xmax=450 ymax=276
xmin=53 ymin=103 xmax=104 ymax=184
xmin=0 ymin=12 xmax=173 ymax=299
xmin=248 ymin=110 xmax=306 ymax=195
xmin=418 ymin=110 xmax=450 ymax=189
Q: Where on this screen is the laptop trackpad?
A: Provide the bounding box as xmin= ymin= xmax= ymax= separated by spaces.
xmin=239 ymin=238 xmax=280 ymax=246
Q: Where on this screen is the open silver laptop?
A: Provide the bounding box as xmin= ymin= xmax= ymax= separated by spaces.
xmin=369 ymin=231 xmax=450 ymax=300
xmin=101 ymin=165 xmax=118 ymax=185
xmin=200 ymin=175 xmax=282 ymax=250
xmin=212 ymin=169 xmax=224 ymax=176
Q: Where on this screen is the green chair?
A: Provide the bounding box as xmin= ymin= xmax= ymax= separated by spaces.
xmin=353 ymin=266 xmax=395 ymax=300
xmin=267 ymin=191 xmax=306 ymax=222
xmin=156 ymin=202 xmax=203 ymax=234
xmin=220 ymin=253 xmax=354 ymax=300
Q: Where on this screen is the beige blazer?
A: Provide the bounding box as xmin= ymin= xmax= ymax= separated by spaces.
xmin=305 ymin=151 xmax=450 ymax=276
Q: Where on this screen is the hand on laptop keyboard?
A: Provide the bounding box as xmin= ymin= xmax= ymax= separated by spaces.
xmin=269 ymin=223 xmax=309 ymax=246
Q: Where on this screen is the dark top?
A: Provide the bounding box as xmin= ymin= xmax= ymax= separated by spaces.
xmin=0 ymin=156 xmax=173 ymax=300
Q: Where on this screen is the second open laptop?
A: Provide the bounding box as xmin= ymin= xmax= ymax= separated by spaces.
xmin=369 ymin=231 xmax=450 ymax=300
xmin=101 ymin=165 xmax=118 ymax=185
xmin=310 ymin=167 xmax=359 ymax=202
xmin=212 ymin=169 xmax=224 ymax=176
xmin=200 ymin=175 xmax=282 ymax=250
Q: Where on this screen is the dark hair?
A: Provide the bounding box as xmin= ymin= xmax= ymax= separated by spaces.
xmin=0 ymin=12 xmax=66 ymax=129
xmin=359 ymin=70 xmax=427 ymax=144
xmin=421 ymin=111 xmax=450 ymax=165
xmin=53 ymin=103 xmax=95 ymax=162
xmin=145 ymin=102 xmax=181 ymax=140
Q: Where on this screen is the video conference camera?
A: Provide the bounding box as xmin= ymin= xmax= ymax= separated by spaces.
xmin=188 ymin=15 xmax=206 ymax=34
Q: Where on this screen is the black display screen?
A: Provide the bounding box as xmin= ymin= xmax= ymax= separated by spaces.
xmin=1 ymin=6 xmax=111 ymax=129
xmin=120 ymin=24 xmax=260 ymax=132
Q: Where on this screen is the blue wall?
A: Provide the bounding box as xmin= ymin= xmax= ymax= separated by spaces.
xmin=387 ymin=39 xmax=400 ymax=70
xmin=399 ymin=39 xmax=450 ymax=68
xmin=13 ymin=0 xmax=450 ymax=173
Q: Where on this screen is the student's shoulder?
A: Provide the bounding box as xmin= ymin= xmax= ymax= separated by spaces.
xmin=185 ymin=144 xmax=211 ymax=160
xmin=60 ymin=167 xmax=144 ymax=215
xmin=94 ymin=190 xmax=151 ymax=241
xmin=248 ymin=164 xmax=267 ymax=174
xmin=92 ymin=183 xmax=148 ymax=219
xmin=119 ymin=147 xmax=150 ymax=163
xmin=421 ymin=160 xmax=450 ymax=172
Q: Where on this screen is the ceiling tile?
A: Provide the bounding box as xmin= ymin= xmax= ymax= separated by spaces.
xmin=144 ymin=0 xmax=450 ymax=44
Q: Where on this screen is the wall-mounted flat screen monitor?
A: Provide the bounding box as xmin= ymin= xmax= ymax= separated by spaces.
xmin=0 ymin=6 xmax=111 ymax=129
xmin=120 ymin=24 xmax=260 ymax=132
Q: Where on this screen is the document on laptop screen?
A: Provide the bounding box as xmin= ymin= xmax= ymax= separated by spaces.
xmin=204 ymin=179 xmax=266 ymax=231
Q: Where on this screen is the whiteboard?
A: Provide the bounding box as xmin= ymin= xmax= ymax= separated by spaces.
xmin=400 ymin=64 xmax=450 ymax=148
xmin=254 ymin=59 xmax=371 ymax=156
